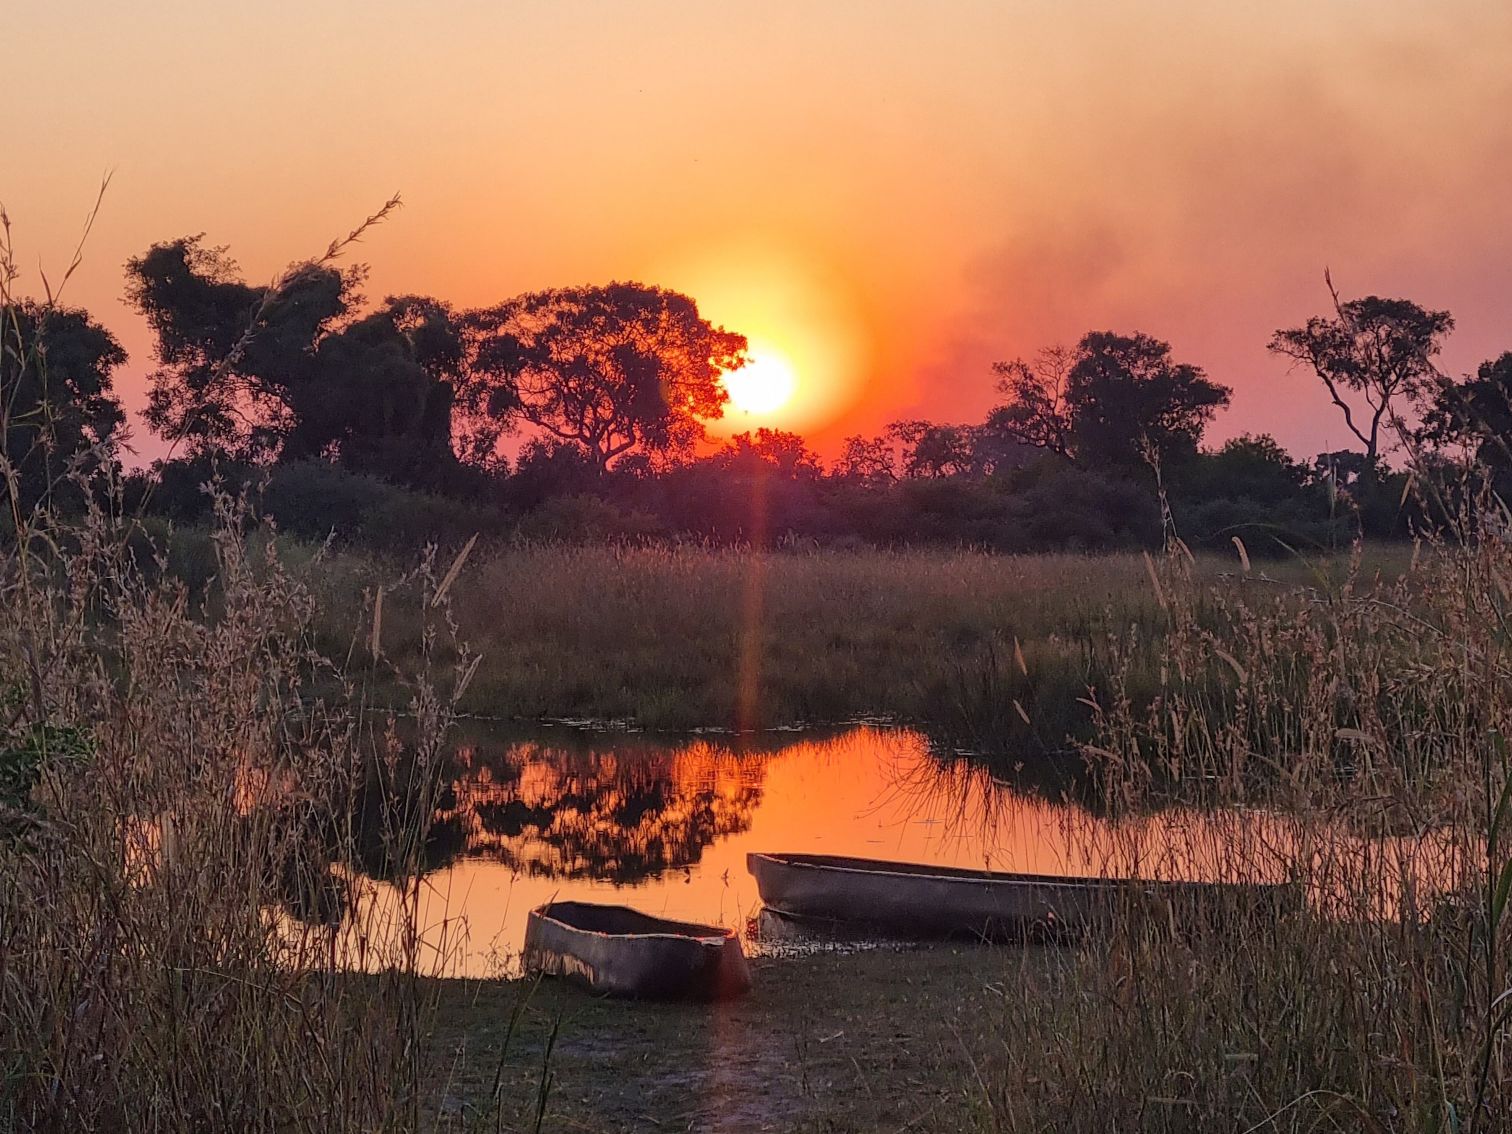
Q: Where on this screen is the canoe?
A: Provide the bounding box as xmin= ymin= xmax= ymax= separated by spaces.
xmin=747 ymin=852 xmax=1300 ymax=939
xmin=522 ymin=901 xmax=752 ymax=1000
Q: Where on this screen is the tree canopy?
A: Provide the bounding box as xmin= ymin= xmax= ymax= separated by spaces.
xmin=126 ymin=237 xmax=462 ymax=489
xmin=1 ymin=302 xmax=127 ymax=513
xmin=1419 ymin=352 xmax=1512 ymax=478
xmin=126 ymin=237 xmax=350 ymax=458
xmin=988 ymin=345 xmax=1075 ymax=459
xmin=461 ymin=283 xmax=747 ymax=472
xmin=991 ymin=332 xmax=1230 ymax=471
xmin=1269 ymin=279 xmax=1453 ymax=470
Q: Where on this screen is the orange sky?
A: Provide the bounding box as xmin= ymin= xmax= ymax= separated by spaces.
xmin=7 ymin=1 xmax=1512 ymax=464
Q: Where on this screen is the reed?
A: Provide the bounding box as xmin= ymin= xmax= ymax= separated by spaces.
xmin=956 ymin=531 xmax=1512 ymax=1132
xmin=0 ymin=209 xmax=485 ymax=1133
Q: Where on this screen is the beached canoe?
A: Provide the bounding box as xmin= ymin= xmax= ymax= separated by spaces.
xmin=747 ymin=852 xmax=1300 ymax=939
xmin=522 ymin=901 xmax=752 ymax=1000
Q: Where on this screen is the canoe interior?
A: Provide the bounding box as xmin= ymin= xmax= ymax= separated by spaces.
xmin=534 ymin=901 xmax=733 ymax=940
xmin=524 ymin=901 xmax=752 ymax=1000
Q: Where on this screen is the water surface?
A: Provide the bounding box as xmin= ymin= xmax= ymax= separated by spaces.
xmin=345 ymin=724 xmax=1313 ymax=976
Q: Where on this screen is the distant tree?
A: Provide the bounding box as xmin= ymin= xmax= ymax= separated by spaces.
xmin=126 ymin=237 xmax=349 ymax=458
xmin=833 ymin=434 xmax=899 ymax=486
xmin=462 ymin=283 xmax=747 ymax=473
xmin=987 ymin=345 xmax=1074 ymax=458
xmin=126 ymin=237 xmax=463 ymax=489
xmin=287 ymin=295 xmax=463 ymax=488
xmin=714 ymin=428 xmax=824 ymax=478
xmin=1269 ymin=274 xmax=1453 ymax=471
xmin=1064 ymin=331 xmax=1230 ymax=471
xmin=1 ymin=301 xmax=127 ymax=513
xmin=506 ymin=438 xmax=603 ymax=512
xmin=1418 ymin=352 xmax=1512 ymax=476
xmin=1170 ymin=436 xmax=1339 ymax=552
xmin=886 ymin=420 xmax=981 ymax=478
xmin=989 ymin=335 xmax=1228 ymax=471
xmin=1172 ymin=435 xmax=1315 ymax=510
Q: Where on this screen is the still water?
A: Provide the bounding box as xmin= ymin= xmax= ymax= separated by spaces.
xmin=342 ymin=724 xmax=1316 ymax=977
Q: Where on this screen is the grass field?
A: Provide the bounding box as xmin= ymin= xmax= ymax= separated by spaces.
xmin=307 ymin=540 xmax=1414 ymax=740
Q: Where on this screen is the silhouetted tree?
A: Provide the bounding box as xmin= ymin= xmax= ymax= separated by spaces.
xmin=126 ymin=238 xmax=462 ymax=489
xmin=506 ymin=438 xmax=603 ymax=512
xmin=1 ymin=302 xmax=126 ymax=514
xmin=988 ymin=344 xmax=1074 ymax=458
xmin=990 ymin=334 xmax=1228 ymax=471
xmin=1419 ymin=352 xmax=1512 ymax=477
xmin=833 ymin=434 xmax=899 ymax=486
xmin=715 ymin=428 xmax=824 ymax=478
xmin=1064 ymin=332 xmax=1230 ymax=470
xmin=887 ymin=420 xmax=982 ymax=478
xmin=462 ymin=283 xmax=747 ymax=473
xmin=1269 ymin=275 xmax=1453 ymax=471
xmin=285 ymin=296 xmax=463 ymax=488
xmin=1169 ymin=435 xmax=1338 ymax=551
xmin=1190 ymin=435 xmax=1312 ymax=499
xmin=1313 ymin=449 xmax=1377 ymax=490
xmin=126 ymin=237 xmax=349 ymax=458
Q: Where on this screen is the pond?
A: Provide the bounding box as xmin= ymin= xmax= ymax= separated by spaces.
xmin=336 ymin=723 xmax=1337 ymax=977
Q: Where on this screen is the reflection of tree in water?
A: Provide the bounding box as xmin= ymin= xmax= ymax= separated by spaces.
xmin=437 ymin=738 xmax=768 ymax=884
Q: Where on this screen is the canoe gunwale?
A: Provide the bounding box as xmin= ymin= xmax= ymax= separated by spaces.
xmin=747 ymin=852 xmax=1286 ymax=893
xmin=529 ymin=909 xmax=734 ymax=946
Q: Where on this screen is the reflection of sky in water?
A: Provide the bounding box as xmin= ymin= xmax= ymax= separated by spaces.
xmin=335 ymin=724 xmax=1462 ymax=978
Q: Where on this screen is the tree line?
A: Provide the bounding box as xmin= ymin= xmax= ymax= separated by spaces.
xmin=4 ymin=231 xmax=1509 ymax=553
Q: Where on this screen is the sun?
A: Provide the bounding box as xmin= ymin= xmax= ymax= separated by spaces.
xmin=723 ymin=350 xmax=797 ymax=416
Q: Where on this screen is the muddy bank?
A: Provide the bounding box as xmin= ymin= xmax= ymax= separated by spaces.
xmin=424 ymin=945 xmax=1060 ymax=1133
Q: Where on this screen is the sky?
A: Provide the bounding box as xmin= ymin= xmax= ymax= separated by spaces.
xmin=6 ymin=0 xmax=1512 ymax=465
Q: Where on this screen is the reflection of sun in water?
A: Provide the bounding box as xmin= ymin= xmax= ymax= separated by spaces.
xmin=723 ymin=350 xmax=797 ymax=416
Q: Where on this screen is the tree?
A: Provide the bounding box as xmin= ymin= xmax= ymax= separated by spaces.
xmin=462 ymin=283 xmax=747 ymax=473
xmin=1 ymin=301 xmax=127 ymax=514
xmin=833 ymin=434 xmax=899 ymax=486
xmin=1170 ymin=436 xmax=1338 ymax=552
xmin=989 ymin=334 xmax=1228 ymax=470
xmin=987 ymin=344 xmax=1074 ymax=458
xmin=1418 ymin=352 xmax=1512 ymax=476
xmin=1269 ymin=275 xmax=1453 ymax=471
xmin=126 ymin=236 xmax=349 ymax=459
xmin=127 ymin=237 xmax=464 ymax=489
xmin=714 ymin=428 xmax=823 ymax=479
xmin=1064 ymin=331 xmax=1230 ymax=470
xmin=286 ymin=296 xmax=463 ymax=488
xmin=886 ymin=420 xmax=981 ymax=478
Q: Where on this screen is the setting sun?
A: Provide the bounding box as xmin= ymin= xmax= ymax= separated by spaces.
xmin=722 ymin=350 xmax=797 ymax=416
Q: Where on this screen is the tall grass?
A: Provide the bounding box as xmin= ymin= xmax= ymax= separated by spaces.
xmin=962 ymin=533 xmax=1512 ymax=1132
xmin=0 ymin=207 xmax=485 ymax=1132
xmin=0 ymin=481 xmax=489 ymax=1131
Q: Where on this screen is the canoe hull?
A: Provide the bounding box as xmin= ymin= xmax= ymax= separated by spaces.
xmin=523 ymin=902 xmax=751 ymax=1000
xmin=747 ymin=853 xmax=1299 ymax=940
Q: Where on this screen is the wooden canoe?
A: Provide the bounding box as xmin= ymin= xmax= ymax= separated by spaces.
xmin=522 ymin=901 xmax=752 ymax=1000
xmin=747 ymin=852 xmax=1300 ymax=939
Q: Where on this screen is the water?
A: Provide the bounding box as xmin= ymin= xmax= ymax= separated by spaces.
xmin=338 ymin=723 xmax=1323 ymax=977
